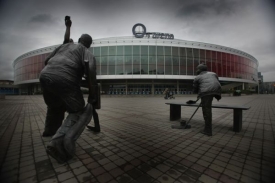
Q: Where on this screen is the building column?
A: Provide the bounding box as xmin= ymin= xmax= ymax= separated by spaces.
xmin=126 ymin=80 xmax=128 ymax=95
xmin=177 ymin=80 xmax=179 ymax=94
xmin=152 ymin=80 xmax=154 ymax=96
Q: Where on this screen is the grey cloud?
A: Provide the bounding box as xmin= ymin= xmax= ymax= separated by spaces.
xmin=259 ymin=64 xmax=275 ymax=74
xmin=175 ymin=0 xmax=243 ymax=19
xmin=0 ymin=60 xmax=14 ymax=80
xmin=29 ymin=14 xmax=57 ymax=25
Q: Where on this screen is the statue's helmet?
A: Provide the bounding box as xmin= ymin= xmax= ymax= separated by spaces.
xmin=196 ymin=63 xmax=207 ymax=75
xmin=78 ymin=34 xmax=92 ymax=48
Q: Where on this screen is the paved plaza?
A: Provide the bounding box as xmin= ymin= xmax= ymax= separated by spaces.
xmin=0 ymin=94 xmax=274 ymax=183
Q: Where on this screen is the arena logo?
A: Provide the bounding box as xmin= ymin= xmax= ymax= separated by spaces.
xmin=132 ymin=23 xmax=174 ymax=39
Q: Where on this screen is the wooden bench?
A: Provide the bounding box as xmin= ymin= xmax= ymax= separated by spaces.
xmin=166 ymin=102 xmax=250 ymax=132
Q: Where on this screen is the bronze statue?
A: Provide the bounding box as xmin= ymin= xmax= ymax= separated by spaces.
xmin=193 ymin=63 xmax=221 ymax=136
xmin=41 ymin=16 xmax=75 ymax=137
xmin=40 ymin=16 xmax=99 ymax=163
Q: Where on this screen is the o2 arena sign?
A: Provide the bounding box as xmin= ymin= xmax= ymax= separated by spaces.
xmin=132 ymin=23 xmax=174 ymax=39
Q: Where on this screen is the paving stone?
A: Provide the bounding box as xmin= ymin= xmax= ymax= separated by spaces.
xmin=209 ymin=164 xmax=224 ymax=173
xmin=19 ymin=169 xmax=37 ymax=181
xmin=204 ymin=168 xmax=221 ymax=179
xmin=197 ymin=159 xmax=211 ymax=167
xmin=156 ymin=164 xmax=170 ymax=173
xmin=57 ymin=171 xmax=74 ymax=182
xmin=37 ymin=170 xmax=56 ymax=182
xmin=18 ymin=176 xmax=37 ymax=183
xmin=198 ymin=174 xmax=218 ymax=183
xmin=228 ymin=159 xmax=244 ymax=168
xmin=127 ymin=168 xmax=144 ymax=179
xmin=213 ymin=159 xmax=227 ymax=168
xmin=191 ymin=163 xmax=206 ymax=173
xmin=240 ymin=175 xmax=260 ymax=183
xmin=103 ymin=162 xmax=117 ymax=171
xmin=147 ymin=168 xmax=162 ymax=179
xmin=225 ymin=164 xmax=242 ymax=173
xmin=110 ymin=167 xmax=124 ymax=178
xmin=157 ymin=174 xmax=175 ymax=183
xmin=219 ymin=174 xmax=238 ymax=183
xmin=73 ymin=166 xmax=88 ymax=175
xmin=242 ymin=169 xmax=260 ymax=180
xmin=138 ymin=163 xmax=153 ymax=173
xmin=91 ymin=166 xmax=106 ymax=177
xmin=54 ymin=165 xmax=71 ymax=174
xmin=96 ymin=172 xmax=113 ymax=183
xmin=69 ymin=161 xmax=83 ymax=169
xmin=223 ymin=169 xmax=241 ymax=180
xmin=116 ymin=173 xmax=133 ymax=183
xmin=185 ymin=169 xmax=201 ymax=180
xmin=177 ymin=174 xmax=196 ymax=183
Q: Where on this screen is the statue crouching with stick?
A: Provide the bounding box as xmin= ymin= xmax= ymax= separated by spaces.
xmin=40 ymin=16 xmax=99 ymax=163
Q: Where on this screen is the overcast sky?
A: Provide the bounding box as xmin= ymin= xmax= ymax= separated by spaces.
xmin=0 ymin=0 xmax=274 ymax=82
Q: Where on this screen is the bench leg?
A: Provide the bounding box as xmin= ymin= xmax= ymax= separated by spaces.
xmin=233 ymin=109 xmax=242 ymax=132
xmin=170 ymin=105 xmax=181 ymax=121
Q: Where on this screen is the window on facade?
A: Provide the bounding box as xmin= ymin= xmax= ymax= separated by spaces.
xmin=165 ymin=56 xmax=172 ymax=75
xmin=133 ymin=46 xmax=140 ymax=56
xmin=199 ymin=49 xmax=206 ymax=65
xmin=101 ymin=47 xmax=108 ymax=56
xmin=141 ymin=46 xmax=148 ymax=55
xmin=117 ymin=46 xmax=123 ymax=55
xmin=149 ymin=56 xmax=156 ymax=74
xmin=93 ymin=47 xmax=100 ymax=57
xmin=164 ymin=46 xmax=171 ymax=56
xmin=109 ymin=46 xmax=116 ymax=56
xmin=148 ymin=46 xmax=156 ymax=74
xmin=95 ymin=56 xmax=101 ymax=75
xmin=124 ymin=46 xmax=132 ymax=56
xmin=205 ymin=50 xmax=212 ymax=71
xmin=193 ymin=48 xmax=199 ymax=64
xmin=186 ymin=48 xmax=193 ymax=75
xmin=149 ymin=46 xmax=156 ymax=56
xmin=216 ymin=52 xmax=222 ymax=76
xmin=172 ymin=47 xmax=179 ymax=56
xmin=133 ymin=56 xmax=140 ymax=74
xmin=157 ymin=56 xmax=164 ymax=75
xmin=157 ymin=46 xmax=164 ymax=74
xmin=101 ymin=56 xmax=108 ymax=75
xmin=226 ymin=54 xmax=231 ymax=77
xmin=222 ymin=52 xmax=227 ymax=77
xmin=173 ymin=57 xmax=179 ymax=75
xmin=116 ymin=56 xmax=123 ymax=75
xmin=124 ymin=56 xmax=132 ymax=74
xmin=108 ymin=56 xmax=116 ymax=75
xmin=157 ymin=46 xmax=164 ymax=56
xmin=141 ymin=56 xmax=148 ymax=74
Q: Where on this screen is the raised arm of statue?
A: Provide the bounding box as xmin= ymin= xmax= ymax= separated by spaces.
xmin=63 ymin=16 xmax=72 ymax=44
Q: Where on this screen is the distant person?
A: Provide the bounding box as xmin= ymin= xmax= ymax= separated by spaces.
xmin=163 ymin=88 xmax=169 ymax=99
xmin=40 ymin=16 xmax=98 ymax=163
xmin=193 ymin=63 xmax=221 ymax=136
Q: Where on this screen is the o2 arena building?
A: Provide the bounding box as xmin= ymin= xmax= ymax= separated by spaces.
xmin=13 ymin=23 xmax=258 ymax=95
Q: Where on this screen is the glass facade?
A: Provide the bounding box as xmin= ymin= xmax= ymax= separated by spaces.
xmin=14 ymin=53 xmax=50 ymax=82
xmin=13 ymin=45 xmax=258 ymax=83
xmin=90 ymin=46 xmax=257 ymax=80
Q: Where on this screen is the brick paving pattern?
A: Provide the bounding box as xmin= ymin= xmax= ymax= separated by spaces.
xmin=0 ymin=94 xmax=274 ymax=183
